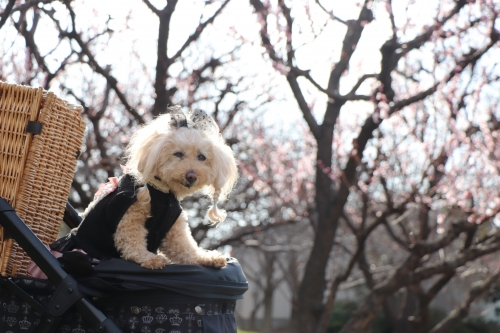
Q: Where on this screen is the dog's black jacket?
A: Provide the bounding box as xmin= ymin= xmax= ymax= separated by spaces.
xmin=57 ymin=174 xmax=182 ymax=260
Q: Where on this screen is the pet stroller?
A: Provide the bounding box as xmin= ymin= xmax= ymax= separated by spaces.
xmin=0 ymin=82 xmax=248 ymax=333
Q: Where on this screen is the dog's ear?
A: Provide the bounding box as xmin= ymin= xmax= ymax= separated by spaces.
xmin=207 ymin=141 xmax=238 ymax=224
xmin=125 ymin=117 xmax=171 ymax=184
xmin=136 ymin=134 xmax=165 ymax=179
xmin=211 ymin=142 xmax=238 ymax=200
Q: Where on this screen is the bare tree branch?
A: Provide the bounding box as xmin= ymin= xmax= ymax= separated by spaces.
xmin=0 ymin=0 xmax=16 ymax=30
xmin=249 ymin=0 xmax=321 ymax=138
xmin=316 ymin=212 xmax=388 ymax=333
xmin=143 ymin=0 xmax=161 ymax=15
xmin=11 ymin=0 xmax=53 ymax=13
xmin=327 ymin=0 xmax=373 ymax=93
xmin=286 ymin=73 xmax=320 ymax=139
xmin=170 ymin=0 xmax=231 ymax=62
xmin=410 ymin=239 xmax=500 ymax=282
xmin=315 ymin=0 xmax=347 ymax=25
xmin=429 ymin=268 xmax=500 ymax=333
xmin=399 ymin=0 xmax=467 ymax=59
xmin=347 ymin=74 xmax=378 ymax=97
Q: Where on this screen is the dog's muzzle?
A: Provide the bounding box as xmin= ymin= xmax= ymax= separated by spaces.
xmin=184 ymin=171 xmax=198 ymax=187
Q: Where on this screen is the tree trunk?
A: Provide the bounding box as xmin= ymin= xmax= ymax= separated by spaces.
xmin=262 ymin=287 xmax=274 ymax=333
xmin=152 ymin=2 xmax=178 ymax=117
xmin=391 ymin=288 xmax=427 ymax=333
xmin=262 ymin=253 xmax=275 ymax=333
xmin=292 ymin=102 xmax=348 ymax=333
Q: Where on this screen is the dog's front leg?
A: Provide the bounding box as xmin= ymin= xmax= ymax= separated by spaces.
xmin=160 ymin=211 xmax=227 ymax=268
xmin=113 ymin=187 xmax=169 ymax=269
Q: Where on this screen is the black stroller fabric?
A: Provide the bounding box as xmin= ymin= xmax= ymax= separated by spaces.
xmin=86 ymin=258 xmax=247 ymax=299
xmin=0 ymin=277 xmax=52 ymax=333
xmin=0 ymin=258 xmax=247 ymax=333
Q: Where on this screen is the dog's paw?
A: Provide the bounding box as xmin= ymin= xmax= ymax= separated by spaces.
xmin=206 ymin=252 xmax=227 ymax=268
xmin=211 ymin=256 xmax=227 ymax=268
xmin=140 ymin=254 xmax=169 ymax=269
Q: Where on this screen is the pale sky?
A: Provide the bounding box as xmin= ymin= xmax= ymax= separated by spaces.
xmin=6 ymin=0 xmax=441 ymax=129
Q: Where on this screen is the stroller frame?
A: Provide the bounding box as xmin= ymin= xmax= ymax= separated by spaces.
xmin=0 ymin=197 xmax=122 ymax=333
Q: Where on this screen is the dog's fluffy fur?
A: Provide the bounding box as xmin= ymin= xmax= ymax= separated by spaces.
xmin=95 ymin=113 xmax=237 ymax=269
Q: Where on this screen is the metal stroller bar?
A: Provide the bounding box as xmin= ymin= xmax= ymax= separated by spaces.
xmin=0 ymin=197 xmax=122 ymax=333
xmin=64 ymin=201 xmax=82 ymax=229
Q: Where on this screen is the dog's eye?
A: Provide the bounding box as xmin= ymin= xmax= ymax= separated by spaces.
xmin=174 ymin=152 xmax=184 ymax=158
xmin=197 ymin=154 xmax=206 ymax=161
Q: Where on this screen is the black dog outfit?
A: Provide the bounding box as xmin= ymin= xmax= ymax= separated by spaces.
xmin=52 ymin=174 xmax=182 ymax=259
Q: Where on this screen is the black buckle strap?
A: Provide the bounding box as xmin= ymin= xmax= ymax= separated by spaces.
xmin=26 ymin=121 xmax=43 ymax=135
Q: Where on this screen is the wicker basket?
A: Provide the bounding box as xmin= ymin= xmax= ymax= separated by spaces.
xmin=0 ymin=82 xmax=85 ymax=277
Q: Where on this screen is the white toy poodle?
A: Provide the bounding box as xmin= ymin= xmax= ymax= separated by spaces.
xmin=63 ymin=107 xmax=237 ymax=269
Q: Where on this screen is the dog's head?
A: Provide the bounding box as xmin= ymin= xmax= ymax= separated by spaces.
xmin=125 ymin=109 xmax=238 ymax=224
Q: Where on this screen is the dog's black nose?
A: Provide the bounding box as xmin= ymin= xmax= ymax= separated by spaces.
xmin=185 ymin=171 xmax=198 ymax=184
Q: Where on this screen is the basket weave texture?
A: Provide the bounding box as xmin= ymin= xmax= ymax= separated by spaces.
xmin=0 ymin=82 xmax=85 ymax=277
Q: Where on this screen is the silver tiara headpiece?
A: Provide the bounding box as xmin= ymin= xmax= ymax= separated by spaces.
xmin=167 ymin=106 xmax=219 ymax=135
